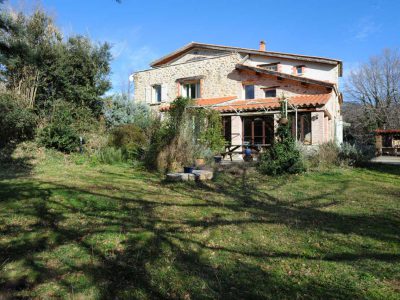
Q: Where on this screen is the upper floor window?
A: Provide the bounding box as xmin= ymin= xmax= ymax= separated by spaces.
xmin=244 ymin=84 xmax=255 ymax=99
xmin=153 ymin=85 xmax=162 ymax=103
xmin=296 ymin=65 xmax=305 ymax=75
xmin=264 ymin=89 xmax=276 ymax=98
xmin=182 ymin=81 xmax=200 ymax=99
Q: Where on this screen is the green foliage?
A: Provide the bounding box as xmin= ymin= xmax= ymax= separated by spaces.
xmin=339 ymin=142 xmax=371 ymax=166
xmin=0 ymin=8 xmax=111 ymax=116
xmin=109 ymin=124 xmax=147 ymax=160
xmin=38 ymin=100 xmax=96 ymax=153
xmin=103 ymin=94 xmax=154 ymax=130
xmin=0 ymin=93 xmax=37 ymax=147
xmin=195 ymin=109 xmax=225 ymax=154
xmin=38 ymin=123 xmax=80 ymax=153
xmin=258 ymin=122 xmax=305 ymax=176
xmin=144 ymin=97 xmax=225 ymax=172
xmin=308 ymin=142 xmax=340 ymax=169
xmin=96 ymin=147 xmax=125 ymax=165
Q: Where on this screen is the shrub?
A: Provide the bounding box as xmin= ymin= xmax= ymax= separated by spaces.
xmin=103 ymin=94 xmax=155 ymax=130
xmin=38 ymin=100 xmax=100 ymax=153
xmin=308 ymin=141 xmax=340 ymax=168
xmin=144 ymin=97 xmax=225 ymax=172
xmin=338 ymin=142 xmax=369 ymax=166
xmin=38 ymin=123 xmax=80 ymax=153
xmin=96 ymin=147 xmax=125 ymax=164
xmin=258 ymin=123 xmax=305 ymax=176
xmin=0 ymin=93 xmax=37 ymax=147
xmin=109 ymin=124 xmax=147 ymax=160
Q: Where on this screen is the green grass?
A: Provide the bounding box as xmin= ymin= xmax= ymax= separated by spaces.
xmin=0 ymin=150 xmax=399 ymax=299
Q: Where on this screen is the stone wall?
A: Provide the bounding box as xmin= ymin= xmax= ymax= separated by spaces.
xmin=133 ymin=53 xmax=242 ymax=103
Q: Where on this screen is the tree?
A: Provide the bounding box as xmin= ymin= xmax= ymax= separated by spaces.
xmin=0 ymin=9 xmax=62 ymax=108
xmin=0 ymin=7 xmax=112 ymax=116
xmin=346 ymin=49 xmax=400 ymax=130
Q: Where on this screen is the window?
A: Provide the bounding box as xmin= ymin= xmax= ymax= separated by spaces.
xmin=244 ymin=85 xmax=255 ymax=99
xmin=242 ymin=116 xmax=274 ymax=145
xmin=296 ymin=65 xmax=304 ymax=75
xmin=264 ymin=89 xmax=276 ymax=98
xmin=153 ymin=85 xmax=162 ymax=103
xmin=182 ymin=81 xmax=200 ymax=99
xmin=290 ymin=112 xmax=312 ymax=144
xmin=222 ymin=116 xmax=231 ymax=143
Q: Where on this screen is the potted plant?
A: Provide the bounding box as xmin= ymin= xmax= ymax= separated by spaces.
xmin=279 ymin=117 xmax=289 ymax=125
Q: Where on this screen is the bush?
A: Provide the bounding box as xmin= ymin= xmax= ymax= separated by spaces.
xmin=144 ymin=97 xmax=225 ymax=172
xmin=109 ymin=124 xmax=147 ymax=160
xmin=258 ymin=123 xmax=305 ymax=176
xmin=339 ymin=142 xmax=370 ymax=166
xmin=38 ymin=123 xmax=80 ymax=153
xmin=96 ymin=147 xmax=125 ymax=164
xmin=37 ymin=100 xmax=101 ymax=153
xmin=308 ymin=142 xmax=340 ymax=168
xmin=0 ymin=93 xmax=37 ymax=147
xmin=103 ymin=94 xmax=155 ymax=130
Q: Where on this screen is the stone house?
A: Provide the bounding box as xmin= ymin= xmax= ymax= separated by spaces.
xmin=132 ymin=41 xmax=343 ymax=149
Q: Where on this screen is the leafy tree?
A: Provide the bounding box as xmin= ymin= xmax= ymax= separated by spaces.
xmin=0 ymin=8 xmax=112 ymax=116
xmin=0 ymin=92 xmax=37 ymax=147
xmin=0 ymin=9 xmax=62 ymax=108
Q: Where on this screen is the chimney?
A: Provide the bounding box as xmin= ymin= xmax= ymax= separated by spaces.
xmin=259 ymin=40 xmax=266 ymax=51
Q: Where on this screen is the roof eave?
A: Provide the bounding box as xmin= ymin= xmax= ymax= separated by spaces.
xmin=150 ymin=42 xmax=343 ymax=68
xmin=235 ymin=64 xmax=336 ymax=89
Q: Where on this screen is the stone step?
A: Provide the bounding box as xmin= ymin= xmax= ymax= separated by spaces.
xmin=166 ymin=170 xmax=214 ymax=182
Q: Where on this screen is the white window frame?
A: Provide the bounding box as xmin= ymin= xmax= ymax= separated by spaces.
xmin=244 ymin=84 xmax=255 ymax=100
xmin=181 ymin=81 xmax=200 ymax=99
xmin=152 ymin=84 xmax=162 ymax=103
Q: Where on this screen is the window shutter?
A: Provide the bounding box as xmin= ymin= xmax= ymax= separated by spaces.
xmin=161 ymin=84 xmax=168 ymax=102
xmin=196 ymin=82 xmax=201 ymax=98
xmin=145 ymin=87 xmax=152 ymax=103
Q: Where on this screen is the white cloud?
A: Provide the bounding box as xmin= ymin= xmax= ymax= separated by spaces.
xmin=110 ymin=45 xmax=159 ymax=94
xmin=354 ymin=17 xmax=381 ymax=41
xmin=127 ymin=46 xmax=159 ymax=72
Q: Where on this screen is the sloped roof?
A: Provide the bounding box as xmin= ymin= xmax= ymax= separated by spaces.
xmin=214 ymin=94 xmax=331 ymax=113
xmin=159 ymin=93 xmax=331 ymax=113
xmin=159 ymin=96 xmax=237 ymax=112
xmin=150 ymin=42 xmax=342 ymax=76
xmin=236 ymin=64 xmax=336 ymax=89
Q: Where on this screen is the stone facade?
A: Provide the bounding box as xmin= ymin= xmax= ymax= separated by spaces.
xmin=133 ymin=53 xmax=242 ymax=104
xmin=132 ymin=43 xmax=343 ymax=146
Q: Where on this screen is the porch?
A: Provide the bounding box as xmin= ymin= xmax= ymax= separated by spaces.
xmin=220 ymin=111 xmax=320 ymax=160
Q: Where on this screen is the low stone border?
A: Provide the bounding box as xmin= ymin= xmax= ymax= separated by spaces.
xmin=166 ymin=170 xmax=213 ymax=182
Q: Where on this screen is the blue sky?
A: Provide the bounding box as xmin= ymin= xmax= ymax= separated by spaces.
xmin=10 ymin=0 xmax=400 ymax=93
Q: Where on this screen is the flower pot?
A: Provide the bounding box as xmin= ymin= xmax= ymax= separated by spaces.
xmin=183 ymin=166 xmax=194 ymax=173
xmin=195 ymin=158 xmax=205 ymax=167
xmin=279 ymin=117 xmax=289 ymax=125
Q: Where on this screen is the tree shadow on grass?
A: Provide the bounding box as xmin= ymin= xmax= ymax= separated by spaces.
xmin=359 ymin=162 xmax=400 ymax=177
xmin=0 ymin=166 xmax=399 ymax=298
xmin=0 ymin=142 xmax=34 ymax=180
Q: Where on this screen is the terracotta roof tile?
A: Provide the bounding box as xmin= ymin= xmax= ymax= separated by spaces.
xmin=159 ymin=93 xmax=331 ymax=113
xmin=195 ymin=96 xmax=237 ymax=106
xmin=159 ymin=96 xmax=237 ymax=111
xmin=214 ymin=93 xmax=331 ymax=113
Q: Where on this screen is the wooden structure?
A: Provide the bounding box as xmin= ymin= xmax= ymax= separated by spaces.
xmin=375 ymin=129 xmax=400 ymax=156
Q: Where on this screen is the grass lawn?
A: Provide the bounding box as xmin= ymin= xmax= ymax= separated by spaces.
xmin=0 ymin=149 xmax=399 ymax=299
